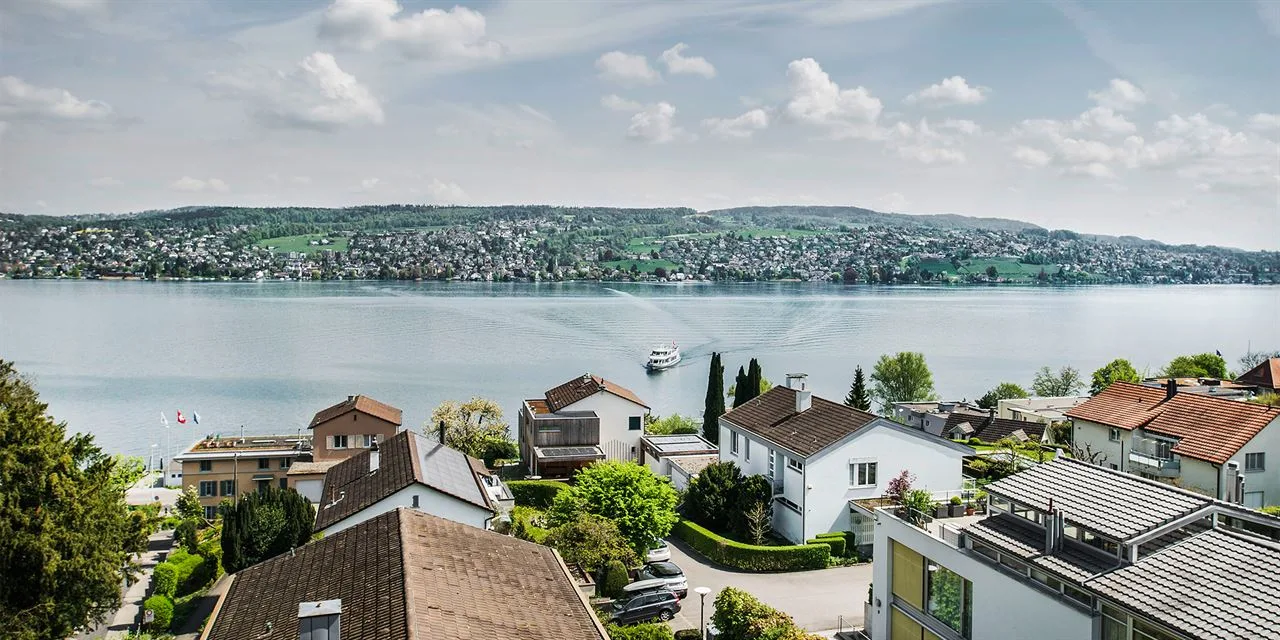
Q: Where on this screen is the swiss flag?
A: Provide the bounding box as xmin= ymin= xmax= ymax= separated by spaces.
xmin=176 ymin=410 xmax=187 ymax=424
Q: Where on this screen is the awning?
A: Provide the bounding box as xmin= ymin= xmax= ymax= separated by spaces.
xmin=251 ymin=475 xmax=275 ymax=481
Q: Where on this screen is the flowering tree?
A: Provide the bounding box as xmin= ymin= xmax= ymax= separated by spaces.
xmin=886 ymin=470 xmax=915 ymax=505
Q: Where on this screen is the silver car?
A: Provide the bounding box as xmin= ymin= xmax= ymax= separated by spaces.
xmin=645 ymin=539 xmax=671 ymax=563
xmin=638 ymin=561 xmax=687 ymax=598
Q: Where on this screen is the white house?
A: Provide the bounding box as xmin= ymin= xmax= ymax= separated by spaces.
xmin=519 ymin=373 xmax=651 ymax=477
xmin=719 ymin=374 xmax=972 ymax=545
xmin=997 ymin=395 xmax=1088 ymax=425
xmin=1067 ymin=381 xmax=1280 ymax=508
xmin=640 ymin=433 xmax=718 ymax=491
xmin=313 ymin=429 xmax=513 ymax=536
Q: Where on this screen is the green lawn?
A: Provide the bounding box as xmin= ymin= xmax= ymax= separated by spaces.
xmin=958 ymin=258 xmax=1047 ymax=281
xmin=602 ymin=259 xmax=681 ymax=274
xmin=738 ymin=228 xmax=830 ymax=238
xmin=255 ymin=234 xmax=348 ymax=254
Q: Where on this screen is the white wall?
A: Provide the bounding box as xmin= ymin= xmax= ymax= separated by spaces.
xmin=1072 ymin=418 xmax=1128 ymax=471
xmin=1236 ymin=417 xmax=1280 ymax=507
xmin=564 ymin=392 xmax=648 ymax=462
xmin=294 ymin=479 xmax=323 ymax=503
xmin=870 ymin=511 xmax=1093 ymax=640
xmin=670 ymin=465 xmax=692 ymax=492
xmin=320 ymin=484 xmax=493 ymax=536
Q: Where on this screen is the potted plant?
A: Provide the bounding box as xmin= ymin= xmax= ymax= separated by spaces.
xmin=935 ymin=500 xmax=949 ymax=519
xmin=948 ymin=495 xmax=965 ymax=517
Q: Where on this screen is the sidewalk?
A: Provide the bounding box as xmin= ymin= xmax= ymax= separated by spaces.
xmin=103 ymin=530 xmax=174 ymax=638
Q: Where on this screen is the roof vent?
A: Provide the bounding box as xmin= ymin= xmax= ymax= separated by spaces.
xmin=298 ymin=599 xmax=341 ymax=640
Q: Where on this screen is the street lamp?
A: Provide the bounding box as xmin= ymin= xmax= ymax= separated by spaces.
xmin=694 ymin=586 xmax=711 ymax=639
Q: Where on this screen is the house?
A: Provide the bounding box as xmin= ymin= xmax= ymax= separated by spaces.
xmin=313 ymin=429 xmax=513 ymax=536
xmin=867 ymin=456 xmax=1280 ymax=640
xmin=308 ymin=394 xmax=403 ymax=462
xmin=284 ymin=460 xmax=341 ymax=503
xmin=1236 ymin=356 xmax=1280 ymax=393
xmin=1067 ymin=381 xmax=1280 ymax=507
xmin=1139 ymin=376 xmax=1254 ymax=400
xmin=519 ymin=373 xmax=650 ymax=477
xmin=640 ymin=433 xmax=719 ymax=491
xmin=892 ymin=400 xmax=984 ymax=436
xmin=996 ymin=395 xmax=1088 ymax=425
xmin=173 ymin=434 xmax=311 ymax=519
xmin=200 ymin=507 xmax=608 ymax=640
xmin=720 ymin=374 xmax=972 ymax=545
xmin=942 ymin=410 xmax=1048 ymax=444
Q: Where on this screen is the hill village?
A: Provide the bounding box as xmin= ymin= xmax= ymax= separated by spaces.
xmin=9 ymin=353 xmax=1279 ymax=640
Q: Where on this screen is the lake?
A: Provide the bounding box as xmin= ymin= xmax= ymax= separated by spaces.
xmin=1 ymin=280 xmax=1276 ymax=462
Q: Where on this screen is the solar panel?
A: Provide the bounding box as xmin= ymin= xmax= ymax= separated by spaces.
xmin=539 ymin=446 xmax=603 ymax=459
xmin=417 ymin=435 xmax=487 ymax=507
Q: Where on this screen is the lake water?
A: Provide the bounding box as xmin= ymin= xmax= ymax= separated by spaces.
xmin=1 ymin=281 xmax=1276 ymax=462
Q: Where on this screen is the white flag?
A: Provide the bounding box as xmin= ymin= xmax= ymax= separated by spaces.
xmin=160 ymin=411 xmax=169 ymax=428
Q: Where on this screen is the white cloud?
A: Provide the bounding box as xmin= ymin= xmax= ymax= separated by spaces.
xmin=425 ymin=178 xmax=468 ymax=203
xmin=904 ymin=76 xmax=988 ymax=108
xmin=1088 ymin=79 xmax=1146 ymax=111
xmin=1075 ymin=106 xmax=1136 ymax=136
xmin=626 ymin=102 xmax=683 ymax=143
xmin=1013 ymin=146 xmax=1051 ymax=167
xmin=88 ymin=177 xmax=122 ymax=188
xmin=702 ymin=108 xmax=769 ymax=140
xmin=784 ymin=58 xmax=882 ymax=139
xmin=659 ymin=43 xmax=716 ymax=78
xmin=601 ymin=94 xmax=643 ymax=112
xmin=876 ymin=192 xmax=909 ymax=211
xmin=290 ymin=176 xmax=312 ymax=185
xmin=897 ymin=146 xmax=966 ymax=165
xmin=206 ymin=52 xmax=384 ymax=131
xmin=595 ymin=51 xmax=661 ymax=84
xmin=885 ymin=118 xmax=969 ymax=165
xmin=1248 ymin=113 xmax=1280 ymax=131
xmin=318 ymin=0 xmax=503 ymax=61
xmin=358 ymin=177 xmax=380 ymax=190
xmin=170 ymin=177 xmax=229 ymax=193
xmin=1064 ymin=162 xmax=1115 ymax=179
xmin=0 ymin=76 xmax=113 ymax=121
xmin=940 ymin=119 xmax=981 ymax=135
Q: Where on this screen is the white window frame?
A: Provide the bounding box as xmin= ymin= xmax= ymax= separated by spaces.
xmin=332 ymin=434 xmax=349 ymax=449
xmin=1244 ymin=452 xmax=1265 ymax=472
xmin=744 ymin=438 xmax=751 ymax=462
xmin=1109 ymin=427 xmax=1121 ymax=442
xmin=363 ymin=434 xmax=375 ymax=448
xmin=730 ymin=431 xmax=739 ymax=456
xmin=767 ymin=449 xmax=776 ymax=479
xmin=849 ymin=460 xmax=878 ymax=487
xmin=787 ymin=456 xmax=803 ymax=472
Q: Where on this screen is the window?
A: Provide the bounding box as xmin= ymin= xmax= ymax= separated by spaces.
xmin=203 ymin=506 xmax=217 ymax=520
xmin=768 ymin=449 xmax=776 ymax=479
xmin=776 ymin=496 xmax=801 ymax=513
xmin=1245 ymin=452 xmax=1265 ymax=472
xmin=1109 ymin=427 xmax=1121 ymax=442
xmin=279 ymin=478 xmax=288 ymax=490
xmin=628 ymin=416 xmax=642 ymax=431
xmin=199 ymin=460 xmax=212 ymax=472
xmin=199 ymin=481 xmax=216 ymax=497
xmin=219 ymin=479 xmax=235 ymax=496
xmin=927 ymin=561 xmax=972 ymax=637
xmin=363 ymin=434 xmax=376 ymax=448
xmin=787 ymin=457 xmax=803 ymax=472
xmin=258 ymin=458 xmax=270 ymax=470
xmin=850 ymin=461 xmax=878 ymax=486
xmin=730 ymin=431 xmax=739 ymax=455
xmin=744 ymin=439 xmax=751 ymax=461
xmin=332 ymin=434 xmax=348 ymax=449
xmin=970 ymin=541 xmax=999 ymax=562
xmin=280 ymin=457 xmax=291 ymax=469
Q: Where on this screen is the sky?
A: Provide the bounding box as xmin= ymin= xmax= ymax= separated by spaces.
xmin=0 ymin=0 xmax=1277 ymax=250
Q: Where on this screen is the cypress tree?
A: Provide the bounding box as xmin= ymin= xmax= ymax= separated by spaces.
xmin=746 ymin=358 xmax=762 ymax=402
xmin=702 ymin=352 xmax=725 ymax=444
xmin=845 ymin=366 xmax=872 ymax=411
xmin=732 ymin=366 xmax=749 ymax=408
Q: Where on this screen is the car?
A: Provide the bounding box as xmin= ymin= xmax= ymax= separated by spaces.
xmin=645 ymin=539 xmax=671 ymax=563
xmin=610 ymin=587 xmax=682 ymax=625
xmin=637 ymin=561 xmax=687 ymax=598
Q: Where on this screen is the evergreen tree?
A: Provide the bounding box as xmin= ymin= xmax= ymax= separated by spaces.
xmin=845 ymin=366 xmax=871 ymax=411
xmin=702 ymin=352 xmax=725 ymax=444
xmin=732 ymin=366 xmax=749 ymax=408
xmin=219 ymin=487 xmax=315 ymax=573
xmin=745 ymin=358 xmax=763 ymax=403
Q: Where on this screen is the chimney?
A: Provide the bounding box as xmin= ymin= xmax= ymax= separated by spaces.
xmin=347 ymin=395 xmax=354 ymax=403
xmin=368 ymin=438 xmax=380 ymax=474
xmin=1223 ymin=460 xmax=1244 ymax=503
xmin=298 ymin=599 xmax=341 ymax=640
xmin=438 ymin=420 xmax=447 ymax=445
xmin=1165 ymin=378 xmax=1177 ymax=400
xmin=787 ymin=373 xmax=811 ymax=413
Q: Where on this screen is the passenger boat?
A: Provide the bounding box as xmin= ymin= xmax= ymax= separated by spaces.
xmin=646 ymin=343 xmax=681 ymax=371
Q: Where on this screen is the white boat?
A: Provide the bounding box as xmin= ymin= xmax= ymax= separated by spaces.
xmin=646 ymin=343 xmax=681 ymax=371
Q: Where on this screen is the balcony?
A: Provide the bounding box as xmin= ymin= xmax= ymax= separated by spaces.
xmin=1128 ymin=451 xmax=1181 ymax=477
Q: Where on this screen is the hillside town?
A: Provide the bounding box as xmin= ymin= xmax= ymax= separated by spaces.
xmin=1 ymin=208 xmax=1276 ymax=285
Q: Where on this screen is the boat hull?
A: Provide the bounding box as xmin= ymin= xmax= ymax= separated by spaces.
xmin=646 ymin=354 xmax=682 ymax=371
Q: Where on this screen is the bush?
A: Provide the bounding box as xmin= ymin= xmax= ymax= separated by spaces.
xmin=175 ymin=519 xmax=198 ymax=553
xmin=806 ymin=535 xmax=845 ymax=557
xmin=606 ymin=622 xmax=675 ymax=640
xmin=949 ymin=496 xmax=963 ymax=505
xmin=673 ymin=520 xmax=829 ymax=572
xmin=712 ymin=587 xmax=822 ymax=640
xmin=601 ymin=559 xmax=629 ymax=599
xmin=512 ymin=506 xmax=550 ymax=544
xmin=166 ymin=549 xmax=213 ymax=597
xmin=142 ymin=595 xmax=173 ymax=632
xmin=151 ymin=563 xmax=177 ymax=598
xmin=507 ymin=480 xmax=570 ymax=508
xmin=967 ymin=437 xmax=983 ymax=445
xmin=674 ymin=630 xmax=702 ymax=640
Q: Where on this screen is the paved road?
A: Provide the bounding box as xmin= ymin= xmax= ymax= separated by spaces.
xmin=664 ymin=537 xmax=871 ymax=636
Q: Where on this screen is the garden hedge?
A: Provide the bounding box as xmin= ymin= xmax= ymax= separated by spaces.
xmin=672 ymin=520 xmax=829 ymax=572
xmin=673 ymin=630 xmax=702 ymax=640
xmin=142 ymin=595 xmax=174 ymax=632
xmin=151 ymin=563 xmax=177 ymax=598
xmin=605 ymin=622 xmax=675 ymax=640
xmin=507 ymin=479 xmax=570 ymax=509
xmin=806 ymin=535 xmax=845 ymax=558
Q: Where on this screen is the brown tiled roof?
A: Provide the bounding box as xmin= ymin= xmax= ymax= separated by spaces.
xmin=309 ymin=394 xmax=403 ymax=429
xmin=1064 ymin=382 xmax=1169 ymax=430
xmin=721 ymin=386 xmax=877 ymax=457
xmin=1144 ymin=392 xmax=1280 ymax=464
xmin=943 ymin=412 xmax=1046 ymax=442
xmin=1236 ymin=357 xmax=1280 ymax=391
xmin=314 ymin=430 xmax=492 ymax=531
xmin=205 ymin=508 xmax=608 ymax=640
xmin=544 ymin=373 xmax=649 ymax=412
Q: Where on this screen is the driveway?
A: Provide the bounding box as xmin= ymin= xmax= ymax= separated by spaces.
xmin=664 ymin=537 xmax=871 ymax=636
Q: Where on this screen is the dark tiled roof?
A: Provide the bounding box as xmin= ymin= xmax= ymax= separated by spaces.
xmin=206 ymin=508 xmax=608 ymax=640
xmin=1144 ymin=392 xmax=1280 ymax=464
xmin=314 ymin=431 xmax=491 ymax=531
xmin=721 ymin=386 xmax=878 ymax=457
xmin=543 ymin=373 xmax=648 ymax=412
xmin=1087 ymin=529 xmax=1280 ymax=640
xmin=1063 ymin=382 xmax=1168 ymax=430
xmin=1236 ymin=357 xmax=1280 ymax=391
xmin=983 ymin=457 xmax=1210 ymax=541
xmin=309 ymin=394 xmax=403 ymax=429
xmin=965 ymin=513 xmax=1118 ymax=583
xmin=943 ymin=412 xmax=1047 ymax=442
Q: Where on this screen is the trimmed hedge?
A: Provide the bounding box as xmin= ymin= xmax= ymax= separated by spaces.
xmin=508 ymin=480 xmax=570 ymax=509
xmin=605 ymin=622 xmax=674 ymax=640
xmin=151 ymin=563 xmax=177 ymax=598
xmin=806 ymin=535 xmax=845 ymax=557
xmin=672 ymin=520 xmax=829 ymax=572
xmin=816 ymin=531 xmax=857 ymax=558
xmin=142 ymin=595 xmax=173 ymax=632
xmin=673 ymin=630 xmax=702 ymax=640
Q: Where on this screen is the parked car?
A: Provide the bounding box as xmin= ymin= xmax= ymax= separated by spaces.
xmin=645 ymin=539 xmax=671 ymax=563
xmin=610 ymin=587 xmax=682 ymax=624
xmin=637 ymin=561 xmax=687 ymax=598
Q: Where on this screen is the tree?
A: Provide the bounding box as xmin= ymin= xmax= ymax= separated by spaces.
xmin=544 ymin=513 xmax=638 ymax=573
xmin=732 ymin=475 xmax=774 ymax=541
xmin=1032 ymin=366 xmax=1084 ymax=396
xmin=985 ymin=265 xmax=999 ymax=280
xmin=176 ymin=485 xmax=203 ymax=522
xmin=885 ymin=470 xmax=914 ymax=505
xmin=703 ymin=352 xmax=725 ymax=444
xmin=1239 ymin=349 xmax=1280 ymax=373
xmin=682 ymin=461 xmax=743 ymax=533
xmin=732 ymin=366 xmax=750 ymax=408
xmin=869 ymin=352 xmax=937 ymax=411
xmin=844 ymin=366 xmax=871 ymax=411
xmin=1090 ymin=358 xmax=1141 ymax=395
xmin=1069 ymin=442 xmax=1110 ymax=466
xmin=546 ymin=461 xmax=678 ymax=554
xmin=0 ymin=360 xmax=142 ymax=639
xmin=219 ymin=487 xmax=315 ymax=573
xmin=745 ymin=359 xmax=763 ymax=403
xmin=977 ymin=382 xmax=1029 ymax=410
xmin=429 ymin=397 xmax=518 ymax=466
xmin=1162 ymin=353 xmax=1228 ymax=379
xmin=645 ymin=414 xmax=699 ymax=435
xmin=742 ymin=502 xmax=772 ymax=546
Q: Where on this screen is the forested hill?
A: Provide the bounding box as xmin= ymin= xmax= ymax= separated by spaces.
xmin=703 ymin=206 xmax=1044 ymax=233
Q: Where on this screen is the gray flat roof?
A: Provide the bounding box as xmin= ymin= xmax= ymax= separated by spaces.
xmin=965 ymin=513 xmax=1119 ymax=584
xmin=642 ymin=434 xmax=717 ymax=454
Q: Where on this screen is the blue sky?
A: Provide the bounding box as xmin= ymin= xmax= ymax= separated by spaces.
xmin=1 ymin=0 xmax=1277 ymax=249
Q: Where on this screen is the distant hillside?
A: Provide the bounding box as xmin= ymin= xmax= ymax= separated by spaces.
xmin=703 ymin=206 xmax=1044 ymax=233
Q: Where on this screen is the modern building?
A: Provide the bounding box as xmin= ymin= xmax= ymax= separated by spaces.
xmin=997 ymin=395 xmax=1089 ymax=426
xmin=720 ymin=374 xmax=972 ymax=544
xmin=308 ymin=394 xmax=403 ymax=462
xmin=201 ymin=507 xmax=608 ymax=640
xmin=519 ymin=373 xmax=650 ymax=477
xmin=892 ymin=401 xmax=985 ymax=437
xmin=1139 ymin=377 xmax=1254 ymax=400
xmin=1236 ymin=356 xmax=1280 ymax=393
xmin=640 ymin=433 xmax=719 ymax=491
xmin=867 ymin=456 xmax=1280 ymax=640
xmin=1067 ymin=381 xmax=1280 ymax=507
xmin=174 ymin=434 xmax=311 ymax=519
xmin=942 ymin=410 xmax=1047 ymax=444
xmin=313 ymin=429 xmax=513 ymax=536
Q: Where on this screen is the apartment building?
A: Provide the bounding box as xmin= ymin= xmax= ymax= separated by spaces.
xmin=173 ymin=435 xmax=310 ymax=519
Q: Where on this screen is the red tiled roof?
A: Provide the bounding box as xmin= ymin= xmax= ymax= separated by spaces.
xmin=1145 ymin=393 xmax=1280 ymax=464
xmin=1236 ymin=357 xmax=1280 ymax=391
xmin=1064 ymin=382 xmax=1169 ymax=430
xmin=309 ymin=395 xmax=403 ymax=429
xmin=543 ymin=373 xmax=649 ymax=412
xmin=721 ymin=386 xmax=878 ymax=456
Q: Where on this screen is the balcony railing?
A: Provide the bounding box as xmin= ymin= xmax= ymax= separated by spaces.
xmin=1128 ymin=451 xmax=1180 ymax=477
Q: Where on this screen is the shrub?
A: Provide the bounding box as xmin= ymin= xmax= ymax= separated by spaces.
xmin=601 ymin=559 xmax=629 ymax=599
xmin=142 ymin=595 xmax=174 ymax=632
xmin=1262 ymin=506 xmax=1280 ymax=517
xmin=545 ymin=513 xmax=638 ymax=573
xmin=712 ymin=587 xmax=822 ymax=640
xmin=605 ymin=622 xmax=675 ymax=640
xmin=967 ymin=437 xmax=983 ymax=445
xmin=166 ymin=549 xmax=213 ymax=596
xmin=151 ymin=563 xmax=177 ymax=598
xmin=674 ymin=630 xmax=702 ymax=640
xmin=673 ymin=520 xmax=828 ymax=572
xmin=507 ymin=480 xmax=570 ymax=509
xmin=806 ymin=535 xmax=845 ymax=557
xmin=512 ymin=506 xmax=550 ymax=544
xmin=175 ymin=519 xmax=198 ymax=553
xmin=949 ymin=496 xmax=963 ymax=505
